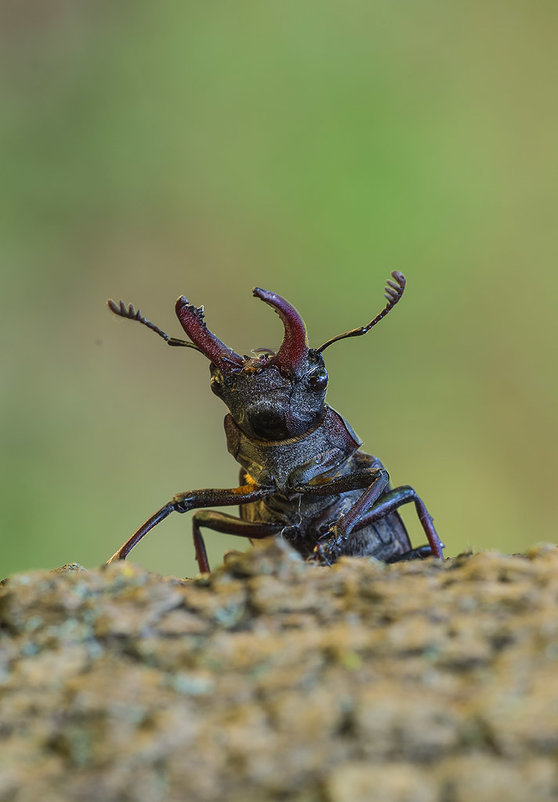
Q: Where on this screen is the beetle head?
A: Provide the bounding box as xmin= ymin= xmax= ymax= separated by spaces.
xmin=108 ymin=272 xmax=405 ymax=441
xmin=208 ymin=351 xmax=328 ymax=440
xmin=175 ymin=290 xmax=327 ymax=440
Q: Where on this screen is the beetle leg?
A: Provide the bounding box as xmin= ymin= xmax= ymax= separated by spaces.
xmin=310 ymin=480 xmax=443 ymax=564
xmin=192 ymin=510 xmax=281 ymax=573
xmin=106 ymin=503 xmax=175 ymax=564
xmin=292 ymin=467 xmax=386 ymax=497
xmin=349 ymin=485 xmax=443 ymax=559
xmin=105 ymin=484 xmax=272 ymax=565
xmin=310 ymin=470 xmax=390 ymax=564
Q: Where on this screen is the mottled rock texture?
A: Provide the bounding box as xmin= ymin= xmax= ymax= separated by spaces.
xmin=2 ymin=541 xmax=558 ymax=801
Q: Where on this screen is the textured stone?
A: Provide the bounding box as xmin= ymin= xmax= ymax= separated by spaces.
xmin=2 ymin=540 xmax=558 ymax=801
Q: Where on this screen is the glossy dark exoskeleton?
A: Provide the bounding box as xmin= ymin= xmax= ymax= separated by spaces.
xmin=106 ymin=272 xmax=443 ymax=572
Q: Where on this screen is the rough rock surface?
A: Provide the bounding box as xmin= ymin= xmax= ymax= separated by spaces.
xmin=2 ymin=541 xmax=558 ymax=802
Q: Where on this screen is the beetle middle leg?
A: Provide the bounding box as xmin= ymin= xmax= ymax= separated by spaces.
xmin=351 ymin=485 xmax=443 ymax=559
xmin=310 ymin=481 xmax=443 ymax=564
xmin=297 ymin=467 xmax=391 ymax=564
xmin=192 ymin=511 xmax=281 ymax=573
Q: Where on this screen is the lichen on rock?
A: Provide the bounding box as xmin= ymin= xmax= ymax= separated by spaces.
xmin=2 ymin=540 xmax=558 ymax=801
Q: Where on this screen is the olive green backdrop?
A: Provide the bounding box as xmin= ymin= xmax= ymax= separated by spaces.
xmin=2 ymin=1 xmax=557 ymax=577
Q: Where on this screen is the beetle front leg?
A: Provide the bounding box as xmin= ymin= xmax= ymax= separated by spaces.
xmin=105 ymin=484 xmax=272 ymax=565
xmin=106 ymin=503 xmax=175 ymax=563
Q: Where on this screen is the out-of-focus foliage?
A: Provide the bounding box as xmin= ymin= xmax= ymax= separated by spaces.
xmin=1 ymin=1 xmax=557 ymax=577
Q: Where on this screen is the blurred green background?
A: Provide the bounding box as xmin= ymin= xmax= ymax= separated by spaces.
xmin=1 ymin=1 xmax=557 ymax=577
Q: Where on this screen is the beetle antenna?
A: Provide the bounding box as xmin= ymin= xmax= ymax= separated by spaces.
xmin=107 ymin=299 xmax=202 ymax=350
xmin=316 ymin=271 xmax=407 ymax=353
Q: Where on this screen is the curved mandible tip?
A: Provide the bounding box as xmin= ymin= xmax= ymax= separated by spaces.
xmin=253 ymin=287 xmax=309 ymax=374
xmin=175 ymin=296 xmax=243 ymax=371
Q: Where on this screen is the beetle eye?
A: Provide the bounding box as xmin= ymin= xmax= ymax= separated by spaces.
xmin=307 ymin=367 xmax=328 ymax=391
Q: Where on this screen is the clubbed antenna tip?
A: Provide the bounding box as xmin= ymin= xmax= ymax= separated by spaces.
xmin=385 ymin=270 xmax=406 ymax=304
xmin=107 ymin=298 xmax=201 ymax=350
xmin=316 ymin=270 xmax=407 ymax=354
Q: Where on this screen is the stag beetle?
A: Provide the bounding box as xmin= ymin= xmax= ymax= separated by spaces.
xmin=106 ymin=272 xmax=443 ymax=572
